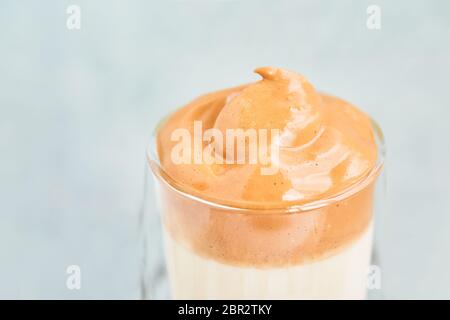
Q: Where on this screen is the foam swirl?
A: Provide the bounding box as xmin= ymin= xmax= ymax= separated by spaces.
xmin=157 ymin=67 xmax=377 ymax=208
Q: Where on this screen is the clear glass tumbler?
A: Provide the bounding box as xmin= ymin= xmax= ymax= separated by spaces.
xmin=140 ymin=119 xmax=385 ymax=300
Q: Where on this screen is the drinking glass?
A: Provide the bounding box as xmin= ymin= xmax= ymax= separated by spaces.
xmin=140 ymin=119 xmax=385 ymax=300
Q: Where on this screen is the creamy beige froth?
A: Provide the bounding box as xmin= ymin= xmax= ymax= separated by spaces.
xmin=153 ymin=67 xmax=378 ymax=268
xmin=157 ymin=67 xmax=377 ymax=207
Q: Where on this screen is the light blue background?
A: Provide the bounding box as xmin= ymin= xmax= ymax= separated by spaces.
xmin=1 ymin=0 xmax=449 ymax=299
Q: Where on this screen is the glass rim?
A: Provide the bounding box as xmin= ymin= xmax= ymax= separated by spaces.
xmin=147 ymin=117 xmax=385 ymax=215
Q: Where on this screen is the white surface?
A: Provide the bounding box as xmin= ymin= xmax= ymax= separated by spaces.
xmin=1 ymin=0 xmax=450 ymax=299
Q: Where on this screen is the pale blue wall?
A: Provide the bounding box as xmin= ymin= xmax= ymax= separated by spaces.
xmin=1 ymin=0 xmax=449 ymax=299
